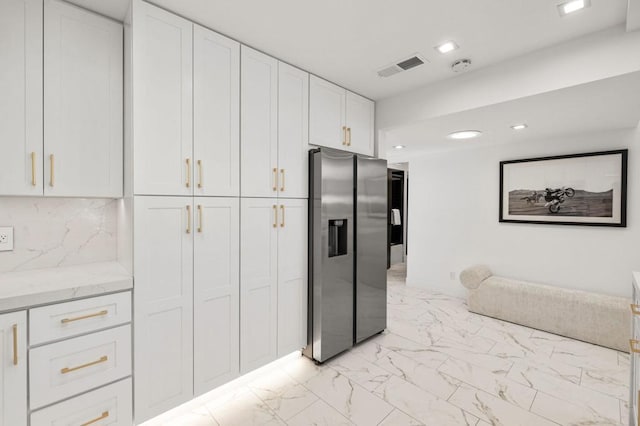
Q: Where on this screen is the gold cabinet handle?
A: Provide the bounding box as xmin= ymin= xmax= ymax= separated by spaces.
xmin=272 ymin=168 xmax=278 ymax=192
xmin=280 ymin=169 xmax=285 ymax=192
xmin=61 ymin=355 xmax=108 ymax=374
xmin=81 ymin=411 xmax=109 ymax=426
xmin=342 ymin=126 xmax=347 ymax=145
xmin=630 ymin=339 xmax=640 ymax=354
xmin=347 ymin=127 xmax=352 ymax=146
xmin=280 ymin=205 xmax=285 ymax=227
xmin=61 ymin=310 xmax=108 ymax=324
xmin=186 ymin=205 xmax=191 ymax=234
xmin=197 ymin=160 xmax=203 ymax=188
xmin=49 ymin=154 xmax=55 ymax=187
xmin=197 ymin=204 xmax=203 ymax=233
xmin=631 ymin=304 xmax=640 ymax=315
xmin=185 ymin=158 xmax=191 ymax=188
xmin=272 ymin=205 xmax=277 ymax=228
xmin=31 ymin=152 xmax=36 ymax=186
xmin=12 ymin=324 xmax=18 ymax=366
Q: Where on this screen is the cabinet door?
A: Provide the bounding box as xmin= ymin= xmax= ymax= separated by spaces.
xmin=193 ymin=25 xmax=240 ymax=197
xmin=240 ymin=198 xmax=278 ymax=372
xmin=278 ymin=63 xmax=309 ymax=199
xmin=241 ymin=47 xmax=278 ymax=197
xmin=0 ymin=0 xmax=42 ymax=196
xmin=0 ymin=311 xmax=27 ymax=426
xmin=133 ymin=1 xmax=192 ymax=196
xmin=277 ymin=199 xmax=308 ymax=356
xmin=193 ymin=197 xmax=239 ymax=395
xmin=44 ymin=0 xmax=123 ymax=197
xmin=346 ymin=91 xmax=375 ymax=156
xmin=309 ymin=76 xmax=346 ymax=150
xmin=133 ymin=196 xmax=193 ymax=422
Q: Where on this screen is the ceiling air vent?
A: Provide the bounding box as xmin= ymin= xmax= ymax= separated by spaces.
xmin=377 ymin=54 xmax=427 ymax=78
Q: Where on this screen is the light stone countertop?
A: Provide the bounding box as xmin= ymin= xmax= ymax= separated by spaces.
xmin=0 ymin=261 xmax=132 ymax=312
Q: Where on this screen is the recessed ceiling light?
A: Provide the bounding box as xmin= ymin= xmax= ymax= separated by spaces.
xmin=435 ymin=41 xmax=458 ymax=54
xmin=557 ymin=0 xmax=590 ymax=16
xmin=448 ymin=130 xmax=482 ymax=140
xmin=393 ymin=145 xmax=405 ymax=149
xmin=511 ymin=124 xmax=528 ymax=130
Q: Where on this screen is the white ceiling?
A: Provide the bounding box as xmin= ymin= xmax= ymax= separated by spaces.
xmin=384 ymin=71 xmax=640 ymax=161
xmin=66 ymin=0 xmax=628 ymax=100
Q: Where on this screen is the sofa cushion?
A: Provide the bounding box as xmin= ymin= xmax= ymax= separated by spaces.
xmin=460 ymin=265 xmax=493 ymax=289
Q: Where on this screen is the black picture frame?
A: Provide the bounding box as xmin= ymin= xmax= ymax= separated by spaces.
xmin=499 ymin=149 xmax=628 ymax=227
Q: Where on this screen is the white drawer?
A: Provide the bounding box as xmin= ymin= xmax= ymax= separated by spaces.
xmin=31 ymin=378 xmax=132 ymax=426
xmin=29 ymin=325 xmax=131 ymax=409
xmin=30 ymin=292 xmax=131 ymax=346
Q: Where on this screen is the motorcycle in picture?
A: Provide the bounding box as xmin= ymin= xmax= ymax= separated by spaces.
xmin=544 ymin=187 xmax=576 ymax=213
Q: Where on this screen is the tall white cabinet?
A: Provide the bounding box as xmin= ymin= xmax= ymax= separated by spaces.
xmin=0 ymin=311 xmax=27 ymax=426
xmin=0 ymin=0 xmax=42 ymax=196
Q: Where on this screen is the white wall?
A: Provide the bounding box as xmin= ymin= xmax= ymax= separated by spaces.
xmin=406 ymin=127 xmax=640 ymax=298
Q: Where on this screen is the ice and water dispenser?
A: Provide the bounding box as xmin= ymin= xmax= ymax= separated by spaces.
xmin=328 ymin=219 xmax=347 ymax=257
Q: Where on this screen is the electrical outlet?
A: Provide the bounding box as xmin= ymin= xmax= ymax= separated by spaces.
xmin=0 ymin=226 xmax=14 ymax=252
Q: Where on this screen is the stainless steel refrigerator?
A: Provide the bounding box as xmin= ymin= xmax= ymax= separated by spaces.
xmin=304 ymin=148 xmax=387 ymax=363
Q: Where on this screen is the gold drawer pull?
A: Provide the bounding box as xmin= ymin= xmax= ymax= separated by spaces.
xmin=12 ymin=324 xmax=18 ymax=366
xmin=273 ymin=205 xmax=277 ymax=228
xmin=61 ymin=310 xmax=108 ymax=324
xmin=631 ymin=304 xmax=640 ymax=315
xmin=81 ymin=411 xmax=109 ymax=426
xmin=280 ymin=205 xmax=285 ymax=227
xmin=61 ymin=355 xmax=108 ymax=374
xmin=347 ymin=127 xmax=352 ymax=146
xmin=272 ymin=168 xmax=278 ymax=191
xmin=280 ymin=169 xmax=285 ymax=192
xmin=342 ymin=126 xmax=347 ymax=145
xmin=197 ymin=159 xmax=203 ymax=188
xmin=197 ymin=204 xmax=203 ymax=233
xmin=31 ymin=152 xmax=37 ymax=186
xmin=630 ymin=339 xmax=640 ymax=354
xmin=186 ymin=205 xmax=191 ymax=234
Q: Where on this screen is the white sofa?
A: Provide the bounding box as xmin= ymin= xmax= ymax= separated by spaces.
xmin=459 ymin=265 xmax=631 ymax=352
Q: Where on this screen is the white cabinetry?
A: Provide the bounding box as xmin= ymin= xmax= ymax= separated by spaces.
xmin=133 ymin=196 xmax=194 ymax=420
xmin=193 ymin=197 xmax=240 ymax=395
xmin=194 ymin=25 xmax=240 ymax=197
xmin=0 ymin=311 xmax=27 ymax=426
xmin=309 ymin=75 xmax=374 ymax=156
xmin=240 ymin=198 xmax=307 ymax=372
xmin=44 ymin=0 xmax=123 ymax=197
xmin=0 ymin=0 xmax=42 ymax=196
xmin=240 ymin=47 xmax=279 ymax=198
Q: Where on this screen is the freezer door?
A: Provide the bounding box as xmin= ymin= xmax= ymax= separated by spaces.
xmin=310 ymin=149 xmax=355 ymax=362
xmin=355 ymin=156 xmax=388 ymax=343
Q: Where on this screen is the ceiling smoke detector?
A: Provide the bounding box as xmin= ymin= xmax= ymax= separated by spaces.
xmin=451 ymin=58 xmax=472 ymax=73
xmin=377 ymin=54 xmax=428 ymax=78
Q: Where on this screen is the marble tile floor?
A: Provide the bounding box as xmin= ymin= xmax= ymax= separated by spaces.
xmin=158 ymin=263 xmax=630 ymax=425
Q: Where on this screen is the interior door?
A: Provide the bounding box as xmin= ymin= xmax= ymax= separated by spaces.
xmin=346 ymin=91 xmax=374 ymax=156
xmin=277 ymin=199 xmax=308 ymax=355
xmin=133 ymin=196 xmax=193 ymax=422
xmin=44 ymin=0 xmax=122 ymax=197
xmin=278 ymin=63 xmax=309 ymax=198
xmin=0 ymin=0 xmax=42 ymax=196
xmin=240 ymin=198 xmax=278 ymax=372
xmin=309 ymin=76 xmax=346 ymax=151
xmin=133 ymin=1 xmax=192 ymax=196
xmin=193 ymin=197 xmax=239 ymax=395
xmin=241 ymin=46 xmax=278 ymax=197
xmin=193 ymin=25 xmax=240 ymax=197
xmin=0 ymin=311 xmax=27 ymax=426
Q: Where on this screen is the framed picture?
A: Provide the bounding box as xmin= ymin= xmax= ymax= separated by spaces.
xmin=499 ymin=149 xmax=628 ymax=227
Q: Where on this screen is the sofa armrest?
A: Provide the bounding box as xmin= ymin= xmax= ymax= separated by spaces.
xmin=460 ymin=265 xmax=492 ymax=289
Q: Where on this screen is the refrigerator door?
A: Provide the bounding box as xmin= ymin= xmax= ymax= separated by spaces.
xmin=355 ymin=156 xmax=388 ymax=343
xmin=308 ymin=149 xmax=355 ymax=362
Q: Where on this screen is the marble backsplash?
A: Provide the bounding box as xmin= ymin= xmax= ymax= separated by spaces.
xmin=0 ymin=198 xmax=117 ymax=273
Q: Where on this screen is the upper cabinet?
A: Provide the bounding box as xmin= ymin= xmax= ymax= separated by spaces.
xmin=309 ymin=75 xmax=374 ymax=156
xmin=44 ymin=0 xmax=123 ymax=197
xmin=0 ymin=0 xmax=123 ymax=198
xmin=0 ymin=0 xmax=42 ymax=196
xmin=193 ymin=25 xmax=240 ymax=197
xmin=132 ymin=1 xmax=193 ymax=196
xmin=240 ymin=48 xmax=309 ymax=198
